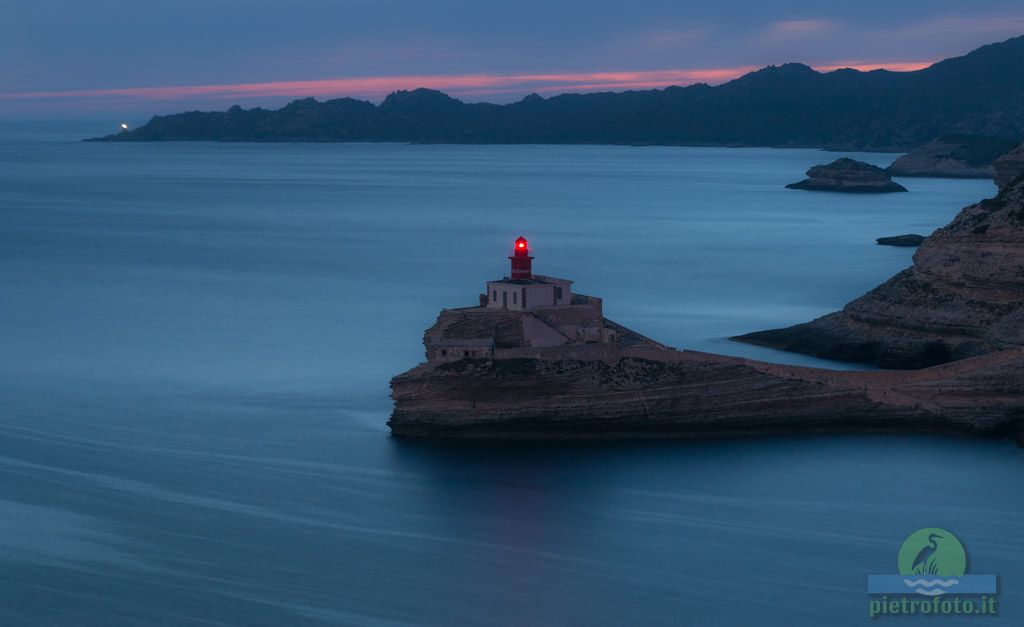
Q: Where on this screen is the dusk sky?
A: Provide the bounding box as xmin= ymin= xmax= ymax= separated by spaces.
xmin=3 ymin=0 xmax=1024 ymax=119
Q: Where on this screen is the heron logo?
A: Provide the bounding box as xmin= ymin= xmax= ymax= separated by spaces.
xmin=897 ymin=528 xmax=966 ymax=578
xmin=868 ymin=528 xmax=998 ymax=618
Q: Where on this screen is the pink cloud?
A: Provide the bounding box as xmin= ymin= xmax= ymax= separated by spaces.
xmin=0 ymin=60 xmax=937 ymax=110
xmin=0 ymin=69 xmax=758 ymax=103
xmin=816 ymin=60 xmax=934 ymax=73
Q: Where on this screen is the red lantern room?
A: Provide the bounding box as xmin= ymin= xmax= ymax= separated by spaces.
xmin=510 ymin=236 xmax=533 ymax=280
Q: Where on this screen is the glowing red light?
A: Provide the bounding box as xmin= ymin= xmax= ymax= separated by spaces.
xmin=517 ymin=242 xmax=525 ymax=248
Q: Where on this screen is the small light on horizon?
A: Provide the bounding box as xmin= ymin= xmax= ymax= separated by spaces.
xmin=120 ymin=123 xmax=129 ymax=130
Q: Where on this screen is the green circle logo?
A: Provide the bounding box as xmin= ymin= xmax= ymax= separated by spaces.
xmin=897 ymin=528 xmax=967 ymax=577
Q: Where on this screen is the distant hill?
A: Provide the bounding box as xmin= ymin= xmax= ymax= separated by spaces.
xmin=92 ymin=35 xmax=1024 ymax=151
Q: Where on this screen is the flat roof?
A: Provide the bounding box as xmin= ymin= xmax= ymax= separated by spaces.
xmin=487 ymin=274 xmax=573 ymax=286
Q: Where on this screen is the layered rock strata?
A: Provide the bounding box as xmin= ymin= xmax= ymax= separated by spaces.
xmin=786 ymin=158 xmax=907 ymax=193
xmin=390 ymin=341 xmax=1024 ymax=442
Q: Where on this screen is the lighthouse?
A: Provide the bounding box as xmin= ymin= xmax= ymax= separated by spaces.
xmin=425 ymin=236 xmax=630 ymax=361
xmin=485 ymin=236 xmax=572 ymax=311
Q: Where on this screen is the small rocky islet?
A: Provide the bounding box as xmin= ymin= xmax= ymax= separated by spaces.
xmin=786 ymin=158 xmax=908 ymax=193
xmin=876 ymin=234 xmax=926 ymax=247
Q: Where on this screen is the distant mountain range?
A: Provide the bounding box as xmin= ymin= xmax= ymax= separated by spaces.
xmin=93 ymin=36 xmax=1024 ymax=151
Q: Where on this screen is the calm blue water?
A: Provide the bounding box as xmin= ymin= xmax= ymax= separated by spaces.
xmin=1 ymin=122 xmax=1021 ymax=625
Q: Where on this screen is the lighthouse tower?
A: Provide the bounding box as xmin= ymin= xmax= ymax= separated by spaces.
xmin=510 ymin=236 xmax=533 ymax=280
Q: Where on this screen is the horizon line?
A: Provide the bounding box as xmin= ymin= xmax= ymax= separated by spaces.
xmin=0 ymin=60 xmax=935 ymax=111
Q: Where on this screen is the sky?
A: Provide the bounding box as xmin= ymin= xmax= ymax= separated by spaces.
xmin=2 ymin=0 xmax=1024 ymax=120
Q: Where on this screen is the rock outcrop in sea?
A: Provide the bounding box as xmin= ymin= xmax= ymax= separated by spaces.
xmin=786 ymin=158 xmax=908 ymax=193
xmin=739 ymin=142 xmax=1024 ymax=369
xmin=886 ymin=135 xmax=1019 ymax=179
xmin=876 ymin=234 xmax=925 ymax=247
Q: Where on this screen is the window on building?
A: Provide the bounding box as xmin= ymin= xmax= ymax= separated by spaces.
xmin=555 ymin=286 xmax=563 ymax=300
xmin=492 ymin=290 xmax=497 ymax=302
xmin=512 ymin=292 xmax=517 ymax=304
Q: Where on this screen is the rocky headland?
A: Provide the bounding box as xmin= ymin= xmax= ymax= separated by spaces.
xmin=391 ymin=320 xmax=1024 ymax=443
xmin=739 ymin=142 xmax=1024 ymax=369
xmin=886 ymin=135 xmax=1019 ymax=179
xmin=786 ymin=158 xmax=908 ymax=193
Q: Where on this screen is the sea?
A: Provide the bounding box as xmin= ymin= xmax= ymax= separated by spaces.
xmin=1 ymin=121 xmax=1021 ymax=625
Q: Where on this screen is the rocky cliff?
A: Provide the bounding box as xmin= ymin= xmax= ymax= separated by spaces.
xmin=390 ymin=344 xmax=1024 ymax=442
xmin=887 ymin=135 xmax=1019 ymax=179
xmin=995 ymin=142 xmax=1024 ymax=188
xmin=739 ymin=143 xmax=1024 ymax=369
xmin=786 ymin=158 xmax=907 ymax=193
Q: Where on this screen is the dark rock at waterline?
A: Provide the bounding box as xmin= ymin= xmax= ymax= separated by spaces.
xmin=786 ymin=158 xmax=908 ymax=193
xmin=876 ymin=234 xmax=925 ymax=247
